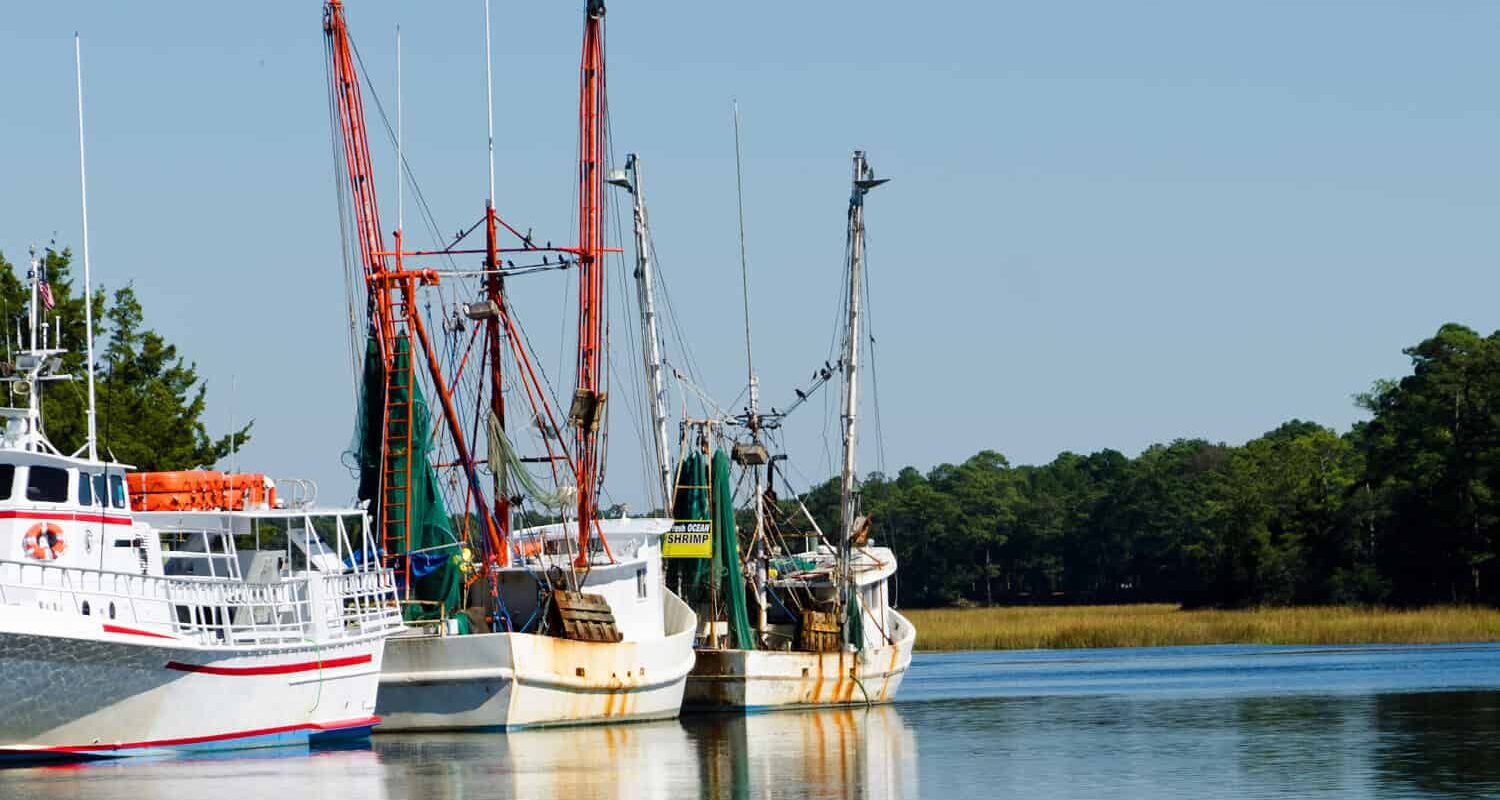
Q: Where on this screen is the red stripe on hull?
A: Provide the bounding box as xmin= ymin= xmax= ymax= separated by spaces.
xmin=164 ymin=654 xmax=372 ymax=676
xmin=102 ymin=624 xmax=177 ymax=640
xmin=0 ymin=510 xmax=132 ymax=527
xmin=5 ymin=715 xmax=381 ymax=755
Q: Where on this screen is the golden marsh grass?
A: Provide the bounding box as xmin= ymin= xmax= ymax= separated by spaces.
xmin=903 ymin=604 xmax=1500 ymax=651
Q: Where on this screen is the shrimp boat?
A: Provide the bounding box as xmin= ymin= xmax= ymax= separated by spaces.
xmin=322 ymin=0 xmax=694 ymax=730
xmin=0 ymin=251 xmax=403 ymax=761
xmin=643 ymin=152 xmax=914 ymax=710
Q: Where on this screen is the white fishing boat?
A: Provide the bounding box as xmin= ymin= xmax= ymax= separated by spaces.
xmin=377 ymin=518 xmax=696 ymax=729
xmin=668 ymin=151 xmax=915 ymax=710
xmin=0 ymin=249 xmax=403 ymax=761
xmin=686 ymin=545 xmax=914 ymax=708
xmin=321 ymin=0 xmax=694 ymax=730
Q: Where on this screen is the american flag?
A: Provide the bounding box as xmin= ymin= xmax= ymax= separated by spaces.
xmin=36 ymin=269 xmax=54 ymax=310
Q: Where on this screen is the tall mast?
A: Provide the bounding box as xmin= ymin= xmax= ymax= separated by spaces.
xmin=839 ymin=151 xmax=885 ymax=595
xmin=732 ymin=103 xmax=769 ymax=643
xmin=482 ymin=0 xmax=510 ymax=561
xmin=572 ymin=0 xmax=608 ymax=566
xmin=733 ymin=103 xmax=758 ymax=431
xmin=617 ymin=155 xmax=672 ymax=510
xmin=324 ymin=0 xmax=499 ymax=581
xmin=74 ymin=34 xmax=99 ymax=461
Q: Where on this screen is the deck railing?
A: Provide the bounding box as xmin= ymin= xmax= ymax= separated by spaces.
xmin=0 ymin=558 xmax=403 ymax=648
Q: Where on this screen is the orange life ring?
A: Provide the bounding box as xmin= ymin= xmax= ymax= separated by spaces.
xmin=23 ymin=523 xmax=64 ymax=560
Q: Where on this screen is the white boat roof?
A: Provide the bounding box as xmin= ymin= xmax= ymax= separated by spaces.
xmin=135 ymin=506 xmax=367 ymax=534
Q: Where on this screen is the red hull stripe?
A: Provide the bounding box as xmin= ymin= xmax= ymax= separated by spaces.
xmin=0 ymin=510 xmax=131 ymax=527
xmin=164 ymin=654 xmax=372 ymax=676
xmin=12 ymin=716 xmax=381 ymax=754
xmin=102 ymin=624 xmax=177 ymax=641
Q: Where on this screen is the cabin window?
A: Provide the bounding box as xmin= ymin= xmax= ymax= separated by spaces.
xmin=78 ymin=473 xmax=93 ymax=506
xmin=109 ymin=475 xmax=127 ymax=509
xmin=92 ymin=474 xmax=107 ymax=507
xmin=0 ymin=464 xmax=14 ymax=500
xmin=26 ymin=466 xmax=70 ymax=503
xmin=636 ymin=567 xmax=648 ymax=600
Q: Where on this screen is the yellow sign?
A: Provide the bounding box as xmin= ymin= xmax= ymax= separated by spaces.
xmin=663 ymin=520 xmax=711 ymax=559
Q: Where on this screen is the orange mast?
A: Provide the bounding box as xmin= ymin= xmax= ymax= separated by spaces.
xmin=324 ymin=1 xmax=500 ymax=582
xmin=572 ymin=0 xmax=608 ymax=567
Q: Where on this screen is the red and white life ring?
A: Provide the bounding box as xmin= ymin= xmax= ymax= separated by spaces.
xmin=22 ymin=523 xmax=64 ymax=560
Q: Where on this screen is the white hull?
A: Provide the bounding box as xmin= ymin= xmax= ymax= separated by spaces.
xmin=377 ymin=588 xmax=696 ymax=730
xmin=684 ymin=609 xmax=914 ymax=710
xmin=0 ymin=606 xmax=384 ymax=759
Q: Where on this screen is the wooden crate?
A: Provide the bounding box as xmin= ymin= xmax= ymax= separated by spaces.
xmin=546 ymin=590 xmax=623 ymax=643
xmin=798 ymin=609 xmax=841 ymax=653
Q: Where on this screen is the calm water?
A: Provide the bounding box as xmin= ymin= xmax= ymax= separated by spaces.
xmin=6 ymin=643 xmax=1500 ymax=798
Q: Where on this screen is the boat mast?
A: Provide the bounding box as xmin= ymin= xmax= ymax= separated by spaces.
xmin=732 ymin=103 xmax=769 ymax=643
xmin=839 ymin=150 xmax=885 ymax=617
xmin=324 ymin=0 xmax=500 ymax=585
xmin=74 ymin=34 xmax=99 ymax=462
xmin=482 ymin=0 xmax=511 ymax=562
xmin=572 ymin=0 xmax=608 ymax=567
xmin=615 ymin=154 xmax=673 ymax=511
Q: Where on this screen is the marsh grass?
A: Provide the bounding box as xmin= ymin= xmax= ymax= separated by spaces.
xmin=904 ymin=604 xmax=1500 ymax=651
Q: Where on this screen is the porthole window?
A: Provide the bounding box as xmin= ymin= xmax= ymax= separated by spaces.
xmin=81 ymin=601 xmax=90 ymax=616
xmin=636 ymin=567 xmax=648 ymax=600
xmin=108 ymin=602 xmax=116 ymax=620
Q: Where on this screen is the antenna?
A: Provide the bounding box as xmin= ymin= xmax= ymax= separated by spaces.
xmin=75 ymin=33 xmax=99 ymax=461
xmin=396 ymin=24 xmax=403 ymax=235
xmin=483 ymin=0 xmax=496 ymax=207
xmin=230 ymin=374 xmax=238 ymax=484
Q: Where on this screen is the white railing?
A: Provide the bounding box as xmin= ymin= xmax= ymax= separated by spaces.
xmin=0 ymin=558 xmax=403 ymax=648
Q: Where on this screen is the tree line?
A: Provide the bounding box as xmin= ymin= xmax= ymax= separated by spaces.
xmin=801 ymin=324 xmax=1500 ymax=609
xmin=0 ymin=245 xmax=245 ymax=469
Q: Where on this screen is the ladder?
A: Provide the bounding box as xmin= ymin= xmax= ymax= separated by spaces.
xmin=379 ymin=291 xmax=416 ymax=594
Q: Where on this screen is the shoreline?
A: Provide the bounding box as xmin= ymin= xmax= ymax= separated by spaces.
xmin=903 ymin=604 xmax=1500 ymax=652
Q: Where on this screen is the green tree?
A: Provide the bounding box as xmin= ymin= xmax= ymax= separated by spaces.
xmin=0 ymin=246 xmax=247 ymax=470
xmin=1356 ymin=324 xmax=1500 ymax=604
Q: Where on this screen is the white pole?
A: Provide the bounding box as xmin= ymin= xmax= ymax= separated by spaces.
xmin=226 ymin=374 xmax=234 ymax=503
xmin=75 ymin=33 xmax=99 ymax=462
xmin=483 ymin=0 xmax=496 ymax=207
xmin=396 ymin=24 xmax=403 ymax=236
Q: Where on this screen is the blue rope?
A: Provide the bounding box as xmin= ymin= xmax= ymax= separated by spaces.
xmin=767 ymin=584 xmax=797 ymax=622
xmin=492 ymin=592 xmax=514 ymax=632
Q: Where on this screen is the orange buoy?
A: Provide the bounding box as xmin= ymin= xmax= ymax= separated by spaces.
xmin=22 ymin=523 xmax=65 ymax=560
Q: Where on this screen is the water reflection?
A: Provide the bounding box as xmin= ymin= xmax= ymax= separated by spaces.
xmin=1375 ymin=691 xmax=1500 ymax=798
xmin=376 ymin=719 xmax=700 ymax=799
xmin=681 ymin=706 xmax=918 ymax=800
xmin=0 ymin=746 xmax=387 ymax=800
xmin=372 ymin=705 xmax=916 ymax=800
xmin=6 ymin=647 xmax=1500 ymax=799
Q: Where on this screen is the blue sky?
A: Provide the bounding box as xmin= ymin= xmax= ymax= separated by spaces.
xmin=2 ymin=2 xmax=1498 ymax=507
